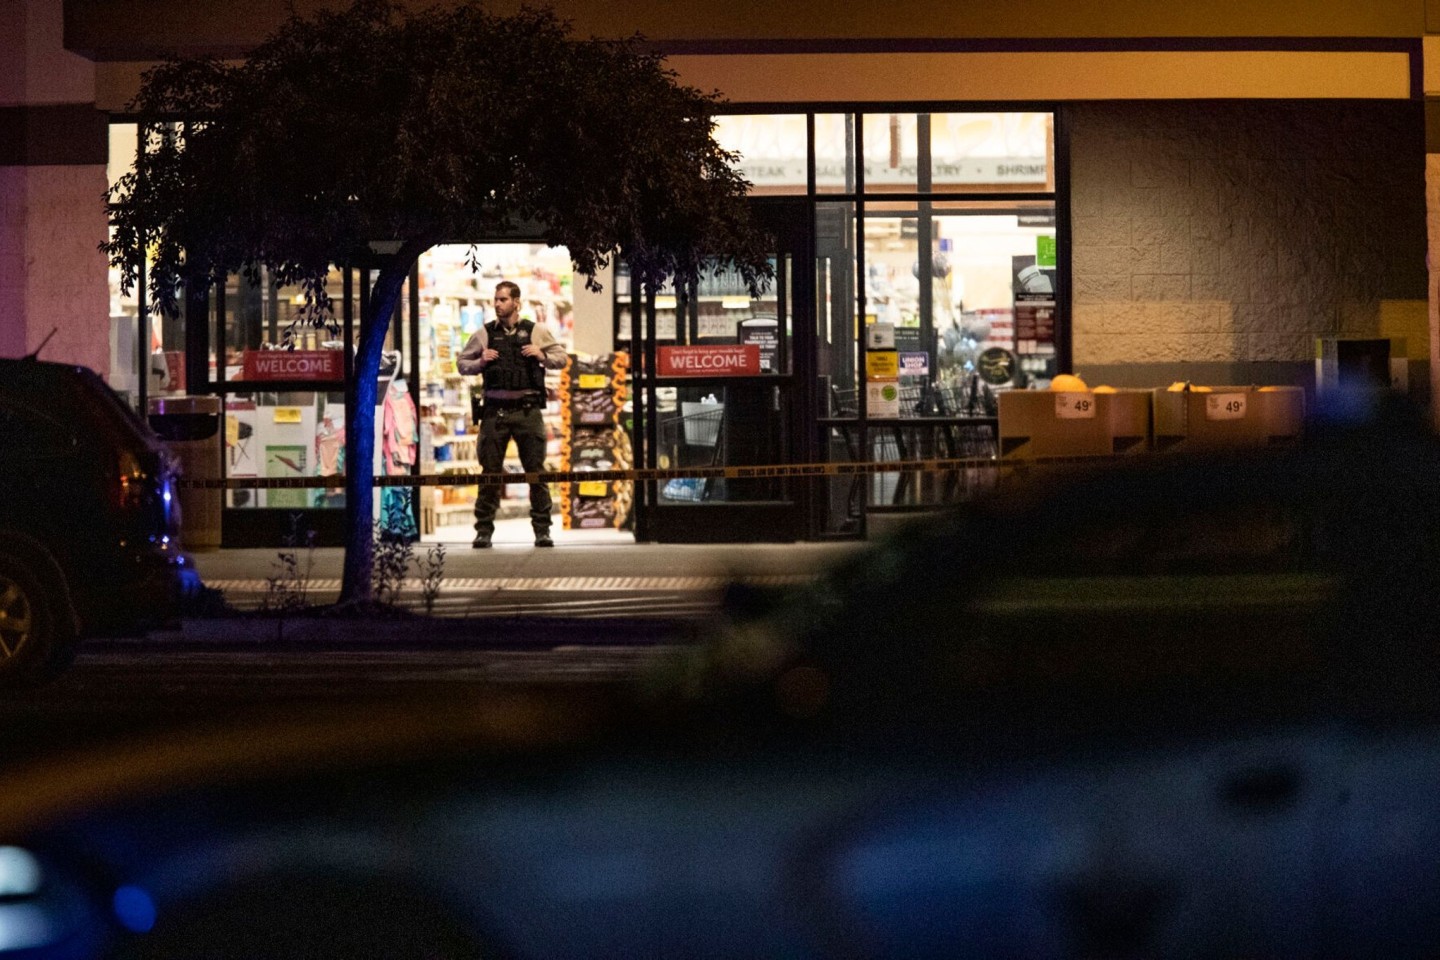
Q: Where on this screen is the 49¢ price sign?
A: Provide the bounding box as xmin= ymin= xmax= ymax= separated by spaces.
xmin=1053 ymin=392 xmax=1096 ymax=419
xmin=1205 ymin=393 xmax=1248 ymax=421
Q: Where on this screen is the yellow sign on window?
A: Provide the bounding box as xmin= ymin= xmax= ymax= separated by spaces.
xmin=272 ymin=407 xmax=302 ymax=423
xmin=865 ymin=351 xmax=900 ymax=379
xmin=578 ymin=481 xmax=608 ymax=497
xmin=578 ymin=374 xmax=609 ymax=390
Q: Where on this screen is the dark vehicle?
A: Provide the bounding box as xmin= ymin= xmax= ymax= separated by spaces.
xmin=0 ymin=358 xmax=197 ymax=687
xmin=7 ymin=398 xmax=1440 ymax=958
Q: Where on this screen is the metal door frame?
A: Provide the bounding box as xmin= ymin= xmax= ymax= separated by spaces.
xmin=634 ymin=197 xmax=817 ymax=543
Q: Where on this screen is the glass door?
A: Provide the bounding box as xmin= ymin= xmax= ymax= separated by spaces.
xmin=631 ymin=198 xmax=816 ymax=542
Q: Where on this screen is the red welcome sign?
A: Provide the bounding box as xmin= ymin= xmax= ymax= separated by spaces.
xmin=658 ymin=345 xmax=761 ymax=377
xmin=240 ymin=349 xmax=345 ymax=381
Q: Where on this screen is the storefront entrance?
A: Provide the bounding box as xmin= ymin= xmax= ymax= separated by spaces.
xmin=128 ymin=111 xmax=1059 ymax=548
xmin=628 ymin=199 xmax=816 ymax=543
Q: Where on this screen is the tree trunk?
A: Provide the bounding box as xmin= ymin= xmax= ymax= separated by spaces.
xmin=339 ymin=239 xmax=431 ymax=603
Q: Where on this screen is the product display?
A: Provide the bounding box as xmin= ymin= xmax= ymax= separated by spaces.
xmin=225 ymin=393 xmax=356 ymax=510
xmin=559 ymin=352 xmax=632 ymax=530
xmin=381 ymin=378 xmax=419 ymax=538
xmin=313 ymin=414 xmax=346 ymax=509
xmin=418 ymin=375 xmax=480 ymax=534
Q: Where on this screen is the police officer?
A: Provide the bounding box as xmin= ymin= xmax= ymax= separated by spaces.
xmin=457 ymin=281 xmax=568 ymax=547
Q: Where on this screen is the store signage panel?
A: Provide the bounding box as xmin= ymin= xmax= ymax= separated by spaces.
xmin=719 ymin=114 xmax=1049 ymax=188
xmin=1014 ymin=303 xmax=1056 ymax=345
xmin=1036 ymin=235 xmax=1058 ymax=267
xmin=1206 ymin=393 xmax=1248 ymax=421
xmin=867 ymin=380 xmax=901 ymax=418
xmin=978 ymin=348 xmax=1017 ymax=386
xmin=739 ymin=320 xmax=779 ymax=374
xmin=737 ymin=157 xmax=1048 ymax=187
xmin=241 ymin=349 xmax=344 ymax=381
xmin=866 ymin=322 xmax=896 ymax=350
xmin=657 ymin=345 xmax=761 ymax=377
xmin=866 ymin=350 xmax=900 ymax=379
xmin=899 ymin=352 xmax=930 ymax=376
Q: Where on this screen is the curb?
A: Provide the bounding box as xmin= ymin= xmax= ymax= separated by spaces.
xmin=88 ymin=615 xmax=700 ymax=651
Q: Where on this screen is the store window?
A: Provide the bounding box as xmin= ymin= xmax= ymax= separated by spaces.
xmin=714 ymin=114 xmax=808 ymax=196
xmin=613 ymin=266 xmax=680 ymax=343
xmin=106 ymin=123 xmax=141 ymax=405
xmin=858 ymin=202 xmax=1058 ymax=393
xmin=220 ymin=265 xmax=351 ymax=379
xmin=108 ymin=120 xmax=219 ymax=404
xmin=223 ymin=390 xmax=347 ymax=513
xmin=861 ymin=114 xmax=920 ymax=192
xmin=814 ymin=114 xmax=856 ymax=194
xmin=927 ymin=112 xmax=1053 ymax=192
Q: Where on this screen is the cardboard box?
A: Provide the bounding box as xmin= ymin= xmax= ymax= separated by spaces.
xmin=998 ymin=389 xmax=1153 ymax=459
xmin=1151 ymin=386 xmax=1304 ymax=452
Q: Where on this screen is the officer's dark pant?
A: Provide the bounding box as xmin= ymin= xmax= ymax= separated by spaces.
xmin=474 ymin=404 xmax=551 ymax=538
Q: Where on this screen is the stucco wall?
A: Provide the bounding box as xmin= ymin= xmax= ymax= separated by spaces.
xmin=0 ymin=166 xmax=109 ymax=368
xmin=1 ymin=0 xmax=108 ymax=371
xmin=1069 ymin=100 xmax=1427 ymax=387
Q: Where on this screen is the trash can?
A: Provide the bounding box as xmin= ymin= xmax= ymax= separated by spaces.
xmin=147 ymin=396 xmax=222 ymax=549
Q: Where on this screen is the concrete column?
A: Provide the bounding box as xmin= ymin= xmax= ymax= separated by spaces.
xmin=0 ymin=0 xmax=110 ymax=373
xmin=1425 ymin=39 xmax=1440 ymax=428
xmin=1430 ymin=154 xmax=1440 ymax=429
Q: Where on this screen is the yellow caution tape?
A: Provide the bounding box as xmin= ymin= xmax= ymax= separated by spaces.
xmin=177 ymin=454 xmax=1124 ymax=490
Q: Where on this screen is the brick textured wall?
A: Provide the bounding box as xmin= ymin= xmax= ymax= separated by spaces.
xmin=1070 ymin=100 xmax=1426 ymax=377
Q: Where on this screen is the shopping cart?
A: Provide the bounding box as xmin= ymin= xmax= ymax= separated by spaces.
xmin=660 ymin=401 xmax=724 ymax=502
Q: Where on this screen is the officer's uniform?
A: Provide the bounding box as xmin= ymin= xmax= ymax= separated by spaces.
xmin=464 ymin=318 xmax=563 ymax=546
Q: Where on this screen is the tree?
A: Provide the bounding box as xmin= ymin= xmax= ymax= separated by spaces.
xmin=104 ymin=0 xmax=771 ymax=603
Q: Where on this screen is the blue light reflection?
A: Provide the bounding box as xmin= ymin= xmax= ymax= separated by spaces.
xmin=112 ymin=885 xmax=156 ymax=934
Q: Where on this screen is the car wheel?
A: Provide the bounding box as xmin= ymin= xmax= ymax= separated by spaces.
xmin=0 ymin=555 xmax=74 ymax=688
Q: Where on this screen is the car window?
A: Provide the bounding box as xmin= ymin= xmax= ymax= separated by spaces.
xmin=68 ymin=366 xmax=161 ymax=453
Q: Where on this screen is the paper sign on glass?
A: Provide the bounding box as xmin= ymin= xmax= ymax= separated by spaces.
xmin=866 ymin=322 xmax=896 ymax=350
xmin=865 ymin=351 xmax=900 ymax=379
xmin=867 ymin=380 xmax=901 ymax=418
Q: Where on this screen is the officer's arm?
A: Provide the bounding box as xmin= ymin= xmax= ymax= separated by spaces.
xmin=532 ymin=323 xmax=569 ymax=369
xmin=456 ymin=328 xmax=489 ymax=375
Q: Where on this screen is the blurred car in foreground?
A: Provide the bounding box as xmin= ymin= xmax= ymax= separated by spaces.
xmin=5 ymin=396 xmax=1440 ymax=958
xmin=0 ymin=359 xmax=198 ymax=688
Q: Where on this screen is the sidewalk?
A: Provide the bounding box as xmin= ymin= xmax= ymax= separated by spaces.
xmin=192 ymin=538 xmax=865 ymax=586
xmin=124 ymin=537 xmax=867 ymax=650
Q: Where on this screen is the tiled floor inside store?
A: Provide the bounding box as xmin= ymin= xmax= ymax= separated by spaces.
xmin=428 ymin=515 xmax=633 ymax=547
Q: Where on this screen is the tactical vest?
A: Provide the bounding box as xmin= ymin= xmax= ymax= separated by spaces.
xmin=483 ymin=319 xmax=547 ymax=395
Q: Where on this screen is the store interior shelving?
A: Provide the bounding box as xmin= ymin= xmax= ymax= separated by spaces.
xmin=416 ymin=243 xmax=576 ymax=535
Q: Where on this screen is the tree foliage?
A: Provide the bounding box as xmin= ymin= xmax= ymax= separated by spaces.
xmin=103 ymin=0 xmax=772 ymax=601
xmin=106 ymin=0 xmax=770 ymax=308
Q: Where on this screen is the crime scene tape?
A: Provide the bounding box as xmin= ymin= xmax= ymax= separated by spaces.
xmin=176 ymin=454 xmax=1128 ymax=490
